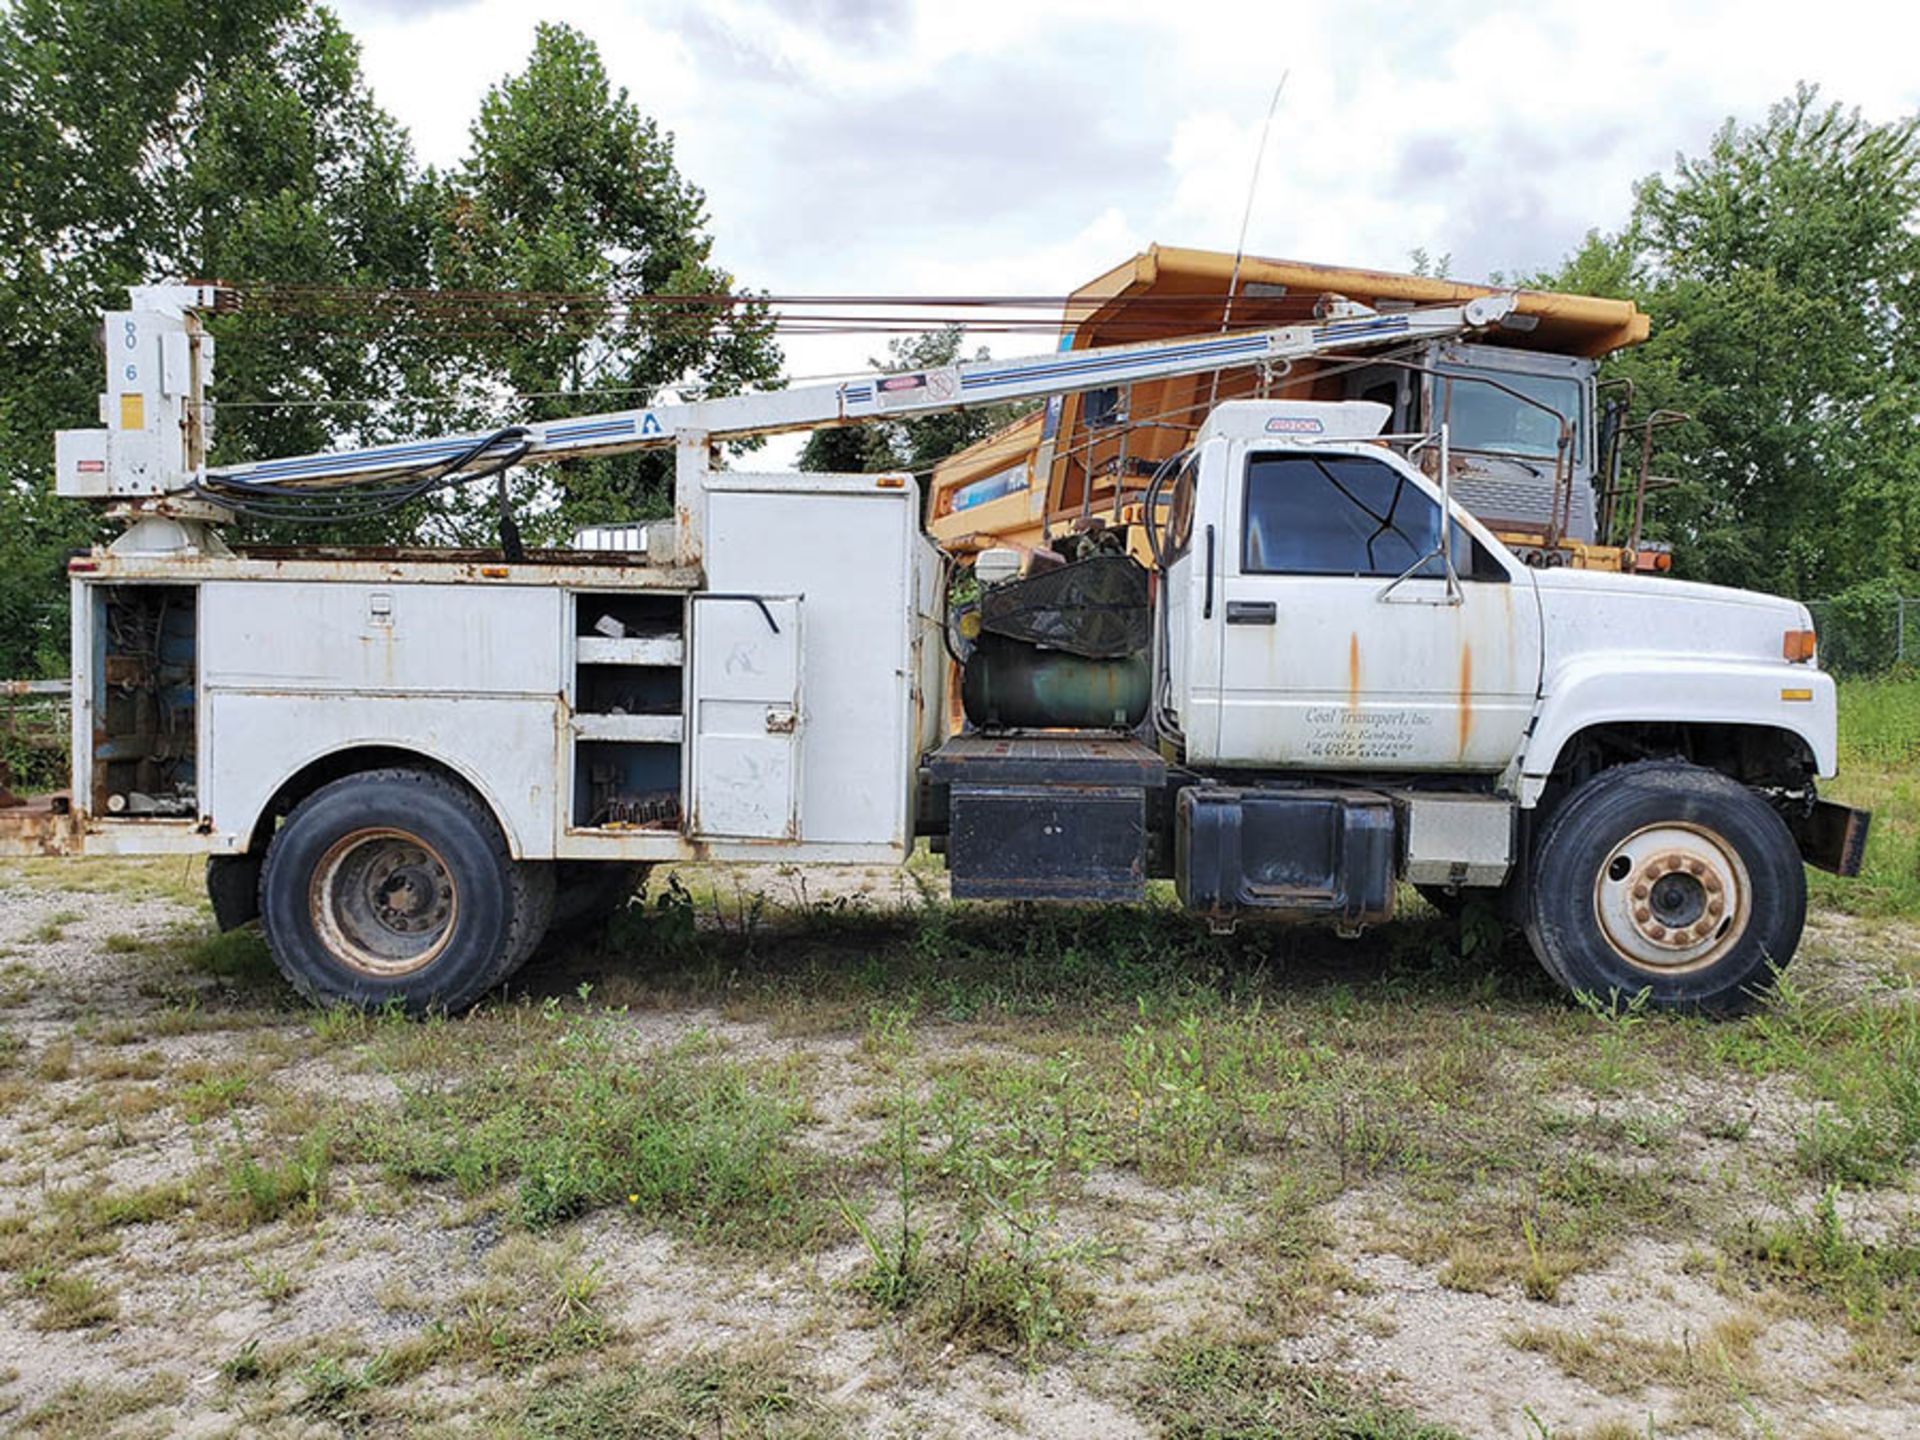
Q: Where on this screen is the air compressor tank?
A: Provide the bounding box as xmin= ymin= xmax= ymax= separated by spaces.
xmin=961 ymin=634 xmax=1150 ymax=731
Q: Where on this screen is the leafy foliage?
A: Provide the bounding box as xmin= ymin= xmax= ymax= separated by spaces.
xmin=0 ymin=7 xmax=777 ymax=675
xmin=1535 ymin=86 xmax=1920 ymax=601
xmin=429 ymin=22 xmax=780 ymax=538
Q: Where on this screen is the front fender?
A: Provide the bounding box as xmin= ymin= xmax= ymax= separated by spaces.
xmin=1514 ymin=656 xmax=1837 ymax=806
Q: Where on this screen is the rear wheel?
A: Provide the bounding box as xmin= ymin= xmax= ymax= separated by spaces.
xmin=1523 ymin=760 xmax=1804 ymax=1014
xmin=259 ymin=768 xmax=549 ymax=1013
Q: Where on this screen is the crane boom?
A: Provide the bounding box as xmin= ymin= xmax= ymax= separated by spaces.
xmin=56 ymin=287 xmax=1517 ymax=504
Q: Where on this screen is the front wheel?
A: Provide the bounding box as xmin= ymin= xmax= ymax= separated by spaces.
xmin=259 ymin=768 xmax=550 ymax=1014
xmin=1523 ymin=760 xmax=1805 ymax=1015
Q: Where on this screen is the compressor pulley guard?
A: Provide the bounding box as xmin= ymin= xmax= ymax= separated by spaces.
xmin=976 ymin=553 xmax=1151 ymax=660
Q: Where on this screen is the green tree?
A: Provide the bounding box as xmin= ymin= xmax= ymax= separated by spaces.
xmin=0 ymin=9 xmax=781 ymax=674
xmin=0 ymin=0 xmax=435 ymax=671
xmin=1535 ymin=87 xmax=1920 ymax=598
xmin=431 ymin=22 xmax=781 ymax=539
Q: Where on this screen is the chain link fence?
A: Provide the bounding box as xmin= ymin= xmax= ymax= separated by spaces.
xmin=1805 ymin=593 xmax=1915 ymax=676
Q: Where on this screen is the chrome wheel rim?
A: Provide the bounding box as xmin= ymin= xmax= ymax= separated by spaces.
xmin=1592 ymin=821 xmax=1750 ymax=974
xmin=309 ymin=827 xmax=458 ymax=977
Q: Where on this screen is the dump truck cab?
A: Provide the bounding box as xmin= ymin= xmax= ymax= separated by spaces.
xmin=928 ymin=246 xmax=1649 ymax=572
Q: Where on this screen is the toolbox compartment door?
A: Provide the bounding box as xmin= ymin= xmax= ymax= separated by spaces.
xmin=689 ymin=595 xmax=802 ymax=840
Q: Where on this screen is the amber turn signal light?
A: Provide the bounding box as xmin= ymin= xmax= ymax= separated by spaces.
xmin=1782 ymin=629 xmax=1817 ymax=663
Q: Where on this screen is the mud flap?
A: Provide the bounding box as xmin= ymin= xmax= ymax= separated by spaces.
xmin=1790 ymin=799 xmax=1871 ymax=877
xmin=206 ymin=853 xmax=263 ymax=931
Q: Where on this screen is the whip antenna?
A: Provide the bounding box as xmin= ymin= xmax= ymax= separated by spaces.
xmin=1211 ymin=71 xmax=1289 ymax=407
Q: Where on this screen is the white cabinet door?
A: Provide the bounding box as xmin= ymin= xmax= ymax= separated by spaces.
xmin=690 ymin=596 xmax=802 ymax=839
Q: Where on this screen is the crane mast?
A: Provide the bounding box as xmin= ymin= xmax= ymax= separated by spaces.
xmin=56 ymin=284 xmax=1517 ymax=563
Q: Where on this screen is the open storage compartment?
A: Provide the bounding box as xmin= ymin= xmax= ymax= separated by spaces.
xmin=569 ymin=591 xmax=686 ymax=829
xmin=90 ymin=583 xmax=198 ymax=819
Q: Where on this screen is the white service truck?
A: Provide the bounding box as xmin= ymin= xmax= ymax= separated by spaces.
xmin=3 ymin=284 xmax=1868 ymax=1015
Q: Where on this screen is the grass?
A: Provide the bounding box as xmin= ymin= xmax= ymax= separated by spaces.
xmin=21 ymin=1271 xmax=118 ymax=1330
xmin=1132 ymin=1335 xmax=1469 ymax=1439
xmin=0 ymin=680 xmax=1910 ymax=1436
xmin=14 ymin=1374 xmax=184 ymax=1439
xmin=342 ymin=1004 xmax=825 ymax=1242
xmin=517 ymin=1349 xmax=847 ymax=1440
xmin=1812 ymin=673 xmax=1920 ymax=921
xmin=1510 ymin=1311 xmax=1763 ymax=1391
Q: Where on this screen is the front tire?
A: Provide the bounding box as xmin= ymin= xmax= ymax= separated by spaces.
xmin=259 ymin=768 xmax=549 ymax=1014
xmin=1523 ymin=760 xmax=1805 ymax=1015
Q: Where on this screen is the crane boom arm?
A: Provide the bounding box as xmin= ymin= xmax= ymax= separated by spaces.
xmin=58 ymin=289 xmax=1516 ymax=501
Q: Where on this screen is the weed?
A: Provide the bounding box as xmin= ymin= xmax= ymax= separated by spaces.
xmin=603 ymin=871 xmax=701 ymax=960
xmin=297 ymin=1351 xmax=395 ymax=1426
xmin=216 ymin=1129 xmax=332 ymax=1226
xmin=176 ymin=1063 xmax=253 ymax=1122
xmin=244 ymin=1256 xmax=299 ymax=1303
xmin=1133 ymin=1335 xmax=1466 ymax=1439
xmin=1574 ymin=985 xmax=1661 ymax=1093
xmin=220 ymin=1338 xmax=264 ymax=1384
xmin=24 ymin=1271 xmax=118 ymax=1330
xmin=1122 ymin=1010 xmax=1252 ymax=1181
xmin=346 ymin=1012 xmax=821 ymax=1243
xmin=1728 ymin=1184 xmax=1920 ymax=1359
xmin=840 ymin=1073 xmax=926 ymax=1311
xmin=843 ymin=1062 xmax=1092 ymax=1363
xmin=15 ymin=1374 xmax=184 ymax=1438
xmin=518 ymin=1349 xmax=845 ymax=1440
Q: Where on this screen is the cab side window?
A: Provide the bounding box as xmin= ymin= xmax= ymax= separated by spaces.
xmin=1240 ymin=452 xmax=1500 ymax=581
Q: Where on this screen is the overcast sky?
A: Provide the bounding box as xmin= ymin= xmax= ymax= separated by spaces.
xmin=332 ymin=0 xmax=1920 ymax=402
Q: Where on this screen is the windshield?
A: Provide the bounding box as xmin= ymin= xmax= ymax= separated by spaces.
xmin=1435 ymin=367 xmax=1582 ymax=463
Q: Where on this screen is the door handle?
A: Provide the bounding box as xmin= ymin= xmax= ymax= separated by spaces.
xmin=1203 ymin=525 xmax=1215 ymax=619
xmin=764 ymin=708 xmax=798 ymax=734
xmin=1225 ymin=600 xmax=1276 ymax=625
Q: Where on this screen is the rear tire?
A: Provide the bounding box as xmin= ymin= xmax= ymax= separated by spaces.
xmin=1523 ymin=760 xmax=1804 ymax=1015
xmin=259 ymin=767 xmax=548 ymax=1014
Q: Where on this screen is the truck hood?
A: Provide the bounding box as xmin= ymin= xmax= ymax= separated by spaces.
xmin=1530 ymin=567 xmax=1813 ymax=673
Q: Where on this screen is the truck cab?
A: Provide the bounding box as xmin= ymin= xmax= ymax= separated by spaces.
xmin=935 ymin=397 xmax=1862 ymax=1014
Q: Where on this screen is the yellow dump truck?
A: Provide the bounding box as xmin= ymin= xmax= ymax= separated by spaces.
xmin=928 ymin=246 xmax=1656 ymax=572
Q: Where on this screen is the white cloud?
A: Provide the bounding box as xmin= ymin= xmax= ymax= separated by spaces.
xmin=331 ymin=0 xmax=1920 ymax=387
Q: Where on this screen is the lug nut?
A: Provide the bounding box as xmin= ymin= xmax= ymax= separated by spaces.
xmin=1635 ymin=905 xmax=1652 ymax=923
xmin=1648 ymin=925 xmax=1668 ymax=941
